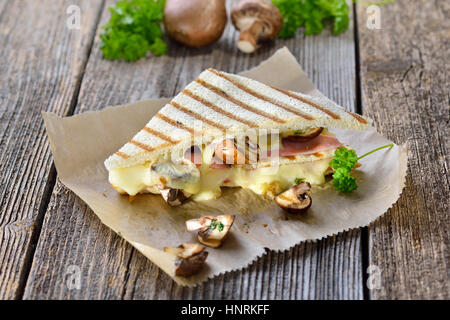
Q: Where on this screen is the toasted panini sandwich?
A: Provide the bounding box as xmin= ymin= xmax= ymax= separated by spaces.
xmin=105 ymin=68 xmax=370 ymax=205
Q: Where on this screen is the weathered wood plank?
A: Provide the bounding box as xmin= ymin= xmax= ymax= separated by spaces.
xmin=357 ymin=0 xmax=449 ymax=299
xmin=0 ymin=0 xmax=105 ymax=299
xmin=23 ymin=0 xmax=362 ymax=299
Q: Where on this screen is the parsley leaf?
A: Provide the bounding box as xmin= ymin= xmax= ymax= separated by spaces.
xmin=100 ymin=0 xmax=167 ymax=61
xmin=332 ymin=168 xmax=357 ymax=193
xmin=330 ymin=144 xmax=393 ymax=193
xmin=272 ymin=0 xmax=350 ymax=38
xmin=330 ymin=147 xmax=358 ymax=172
xmin=295 ymin=177 xmax=304 ymax=184
xmin=272 ymin=0 xmax=305 ymax=38
xmin=149 ymin=37 xmax=168 ymax=56
xmin=210 ymin=219 xmax=225 ymax=232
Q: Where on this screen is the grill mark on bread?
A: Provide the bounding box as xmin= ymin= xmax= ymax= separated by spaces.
xmin=155 ymin=113 xmax=196 ymax=134
xmin=344 ymin=110 xmax=368 ymax=124
xmin=209 ymin=69 xmax=315 ymax=121
xmin=195 ymin=78 xmax=286 ymax=124
xmin=272 ymin=88 xmax=341 ymax=120
xmin=169 ymin=101 xmax=226 ymax=131
xmin=143 ymin=126 xmax=179 ymax=144
xmin=129 ymin=139 xmax=173 ymax=153
xmin=183 ymin=89 xmax=258 ymax=128
xmin=130 ymin=139 xmax=155 ymax=152
xmin=115 ymin=151 xmax=129 ymax=158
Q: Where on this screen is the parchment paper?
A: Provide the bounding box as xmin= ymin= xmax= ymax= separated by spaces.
xmin=43 ymin=47 xmax=408 ymax=286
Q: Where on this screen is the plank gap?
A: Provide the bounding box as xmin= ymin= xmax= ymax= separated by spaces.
xmin=360 ymin=227 xmax=370 ymax=300
xmin=353 ymin=2 xmax=363 ymax=116
xmin=14 ymin=0 xmax=107 ymax=299
xmin=120 ymin=247 xmax=136 ymax=299
xmin=353 ymin=2 xmax=370 ymax=301
xmin=14 ymin=165 xmax=57 ymax=299
xmin=65 ymin=0 xmax=106 ymax=118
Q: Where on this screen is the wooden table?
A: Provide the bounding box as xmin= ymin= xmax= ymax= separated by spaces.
xmin=0 ymin=0 xmax=448 ymax=300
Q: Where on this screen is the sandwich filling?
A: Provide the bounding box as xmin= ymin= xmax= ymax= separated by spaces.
xmin=109 ymin=128 xmax=345 ymax=201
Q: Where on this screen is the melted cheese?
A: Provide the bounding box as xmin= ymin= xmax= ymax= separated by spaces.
xmin=109 ymin=157 xmax=332 ymax=200
xmin=109 ymin=130 xmax=337 ymax=200
xmin=192 ymin=158 xmax=331 ymax=200
xmin=110 ymin=164 xmax=152 ymax=195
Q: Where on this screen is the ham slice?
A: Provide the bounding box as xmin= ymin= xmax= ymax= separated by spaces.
xmin=185 ymin=134 xmax=343 ymax=167
xmin=280 ymin=134 xmax=343 ymax=156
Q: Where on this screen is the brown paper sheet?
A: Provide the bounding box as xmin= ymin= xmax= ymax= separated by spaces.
xmin=43 ymin=48 xmax=408 ymax=286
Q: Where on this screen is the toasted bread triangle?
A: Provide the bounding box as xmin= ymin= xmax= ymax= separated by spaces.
xmin=105 ymin=69 xmax=370 ymax=171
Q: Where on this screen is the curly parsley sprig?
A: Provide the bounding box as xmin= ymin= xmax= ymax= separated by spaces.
xmin=272 ymin=0 xmax=350 ymax=38
xmin=100 ymin=0 xmax=167 ymax=61
xmin=330 ymin=144 xmax=393 ymax=193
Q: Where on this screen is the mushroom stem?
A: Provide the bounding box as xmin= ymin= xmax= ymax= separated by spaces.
xmin=231 ymin=0 xmax=283 ymax=53
xmin=237 ymin=20 xmax=264 ymax=53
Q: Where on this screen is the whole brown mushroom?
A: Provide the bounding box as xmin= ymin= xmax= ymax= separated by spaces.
xmin=164 ymin=0 xmax=227 ymax=48
xmin=231 ymin=0 xmax=283 ymax=53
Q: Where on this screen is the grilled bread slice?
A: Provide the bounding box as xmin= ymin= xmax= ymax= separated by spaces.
xmin=104 ymin=68 xmax=370 ymax=172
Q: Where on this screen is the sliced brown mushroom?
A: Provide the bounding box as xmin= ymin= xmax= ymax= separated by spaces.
xmin=164 ymin=243 xmax=208 ymax=277
xmin=274 ymin=182 xmax=312 ymax=214
xmin=186 ymin=215 xmax=235 ymax=248
xmin=284 ymin=127 xmax=324 ymax=143
xmin=159 ymin=188 xmax=191 ymax=206
xmin=164 ymin=0 xmax=227 ymax=48
xmin=231 ymin=0 xmax=283 ymax=53
xmin=151 ymin=160 xmax=200 ymax=183
xmin=214 ymin=137 xmax=259 ymax=165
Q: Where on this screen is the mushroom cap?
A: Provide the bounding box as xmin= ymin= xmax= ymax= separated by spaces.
xmin=174 ymin=250 xmax=208 ymax=277
xmin=164 ymin=0 xmax=227 ymax=47
xmin=164 ymin=243 xmax=208 ymax=277
xmin=275 ymin=182 xmax=312 ymax=214
xmin=284 ymin=127 xmax=324 ymax=143
xmin=231 ymin=0 xmax=283 ymax=40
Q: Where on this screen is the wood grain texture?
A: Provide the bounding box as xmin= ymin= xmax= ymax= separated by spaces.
xmin=0 ymin=0 xmax=104 ymax=299
xmin=357 ymin=0 xmax=449 ymax=299
xmin=22 ymin=0 xmax=363 ymax=299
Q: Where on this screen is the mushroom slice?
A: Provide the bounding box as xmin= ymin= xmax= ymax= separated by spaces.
xmin=231 ymin=0 xmax=283 ymax=53
xmin=284 ymin=127 xmax=324 ymax=142
xmin=213 ymin=139 xmax=242 ymax=165
xmin=151 ymin=160 xmax=200 ymax=183
xmin=185 ymin=215 xmax=235 ymax=248
xmin=274 ymin=182 xmax=312 ymax=214
xmin=159 ymin=188 xmax=192 ymax=206
xmin=214 ymin=138 xmax=259 ymax=165
xmin=164 ymin=243 xmax=208 ymax=277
